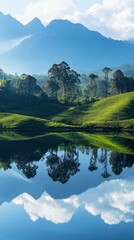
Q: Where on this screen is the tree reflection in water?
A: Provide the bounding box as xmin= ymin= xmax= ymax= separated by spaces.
xmin=46 ymin=145 xmax=80 ymax=184
xmin=0 ymin=139 xmax=134 ymax=182
xmin=88 ymin=147 xmax=98 ymax=172
xmin=88 ymin=147 xmax=111 ymax=179
xmin=110 ymin=152 xmax=134 ymax=175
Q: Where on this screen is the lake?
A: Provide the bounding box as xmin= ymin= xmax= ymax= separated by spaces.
xmin=0 ymin=131 xmax=134 ymax=240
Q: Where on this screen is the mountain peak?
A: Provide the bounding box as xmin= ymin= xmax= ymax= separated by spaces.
xmin=47 ymin=19 xmax=76 ymax=28
xmin=46 ymin=19 xmax=103 ymax=39
xmin=28 ymin=17 xmax=44 ymax=25
xmin=46 ymin=19 xmax=87 ymax=34
xmin=25 ymin=17 xmax=45 ymax=34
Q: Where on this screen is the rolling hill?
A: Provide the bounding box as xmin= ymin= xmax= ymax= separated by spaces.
xmin=0 ymin=92 xmax=133 ymax=131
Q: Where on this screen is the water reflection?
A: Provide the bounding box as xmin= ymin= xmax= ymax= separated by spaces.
xmin=110 ymin=152 xmax=134 ymax=175
xmin=12 ymin=178 xmax=134 ymax=225
xmin=0 ymin=139 xmax=134 ymax=182
xmin=45 ymin=146 xmax=80 ymax=183
xmin=0 ymin=132 xmax=134 ymax=240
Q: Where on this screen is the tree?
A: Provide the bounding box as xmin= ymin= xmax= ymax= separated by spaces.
xmin=102 ymin=67 xmax=112 ymax=81
xmin=101 ymin=67 xmax=112 ymax=97
xmin=0 ymin=78 xmax=11 ymax=91
xmin=0 ymin=68 xmax=6 ymax=79
xmin=126 ymin=77 xmax=134 ymax=92
xmin=47 ymin=61 xmax=81 ymax=102
xmin=111 ymin=70 xmax=125 ymax=95
xmin=14 ymin=74 xmax=44 ymax=97
xmin=46 ymin=78 xmax=60 ymax=100
xmin=88 ymin=73 xmax=98 ymax=99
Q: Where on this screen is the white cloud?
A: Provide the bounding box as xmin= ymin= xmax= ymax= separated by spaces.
xmin=85 ymin=0 xmax=134 ymax=39
xmin=1 ymin=0 xmax=134 ymax=39
xmin=12 ymin=0 xmax=134 ymax=40
xmin=15 ymin=0 xmax=81 ymax=25
xmin=13 ymin=178 xmax=134 ymax=225
xmin=0 ymin=35 xmax=31 ymax=54
xmin=13 ymin=192 xmax=79 ymax=224
xmin=84 ymin=179 xmax=134 ymax=225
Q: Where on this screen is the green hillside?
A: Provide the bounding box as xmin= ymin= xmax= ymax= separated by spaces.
xmin=52 ymin=92 xmax=134 ymax=130
xmin=0 ymin=92 xmax=133 ymax=130
xmin=0 ymin=113 xmax=71 ymax=130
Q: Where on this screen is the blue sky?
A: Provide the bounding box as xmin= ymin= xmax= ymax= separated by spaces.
xmin=0 ymin=0 xmax=134 ymax=40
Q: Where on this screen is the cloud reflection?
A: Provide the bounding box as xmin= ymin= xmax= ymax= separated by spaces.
xmin=13 ymin=178 xmax=134 ymax=225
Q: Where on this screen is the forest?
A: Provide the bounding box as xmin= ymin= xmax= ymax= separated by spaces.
xmin=0 ymin=61 xmax=134 ymax=111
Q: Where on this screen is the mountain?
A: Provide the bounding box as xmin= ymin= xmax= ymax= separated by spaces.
xmin=0 ymin=12 xmax=45 ymax=39
xmin=0 ymin=11 xmax=25 ymax=40
xmin=0 ymin=12 xmax=134 ymax=74
xmin=25 ymin=17 xmax=45 ymax=35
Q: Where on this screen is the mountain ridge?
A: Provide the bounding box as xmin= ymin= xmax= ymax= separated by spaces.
xmin=0 ymin=12 xmax=134 ymax=74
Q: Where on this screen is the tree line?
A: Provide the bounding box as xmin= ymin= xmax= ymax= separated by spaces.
xmin=0 ymin=140 xmax=133 ymax=182
xmin=0 ymin=62 xmax=134 ymax=108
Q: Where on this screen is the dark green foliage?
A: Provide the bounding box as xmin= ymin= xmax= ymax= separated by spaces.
xmin=0 ymin=79 xmax=11 ymax=91
xmin=101 ymin=67 xmax=112 ymax=97
xmin=14 ymin=74 xmax=45 ymax=97
xmin=46 ymin=61 xmax=81 ymax=103
xmin=110 ymin=152 xmax=134 ymax=175
xmin=0 ymin=68 xmax=6 ymax=79
xmin=46 ymin=146 xmax=80 ymax=183
xmin=83 ymin=73 xmax=98 ymax=100
xmin=88 ymin=73 xmax=98 ymax=99
xmin=111 ymin=69 xmax=134 ymax=95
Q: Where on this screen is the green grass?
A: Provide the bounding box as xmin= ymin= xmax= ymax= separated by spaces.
xmin=11 ymin=102 xmax=68 ymax=119
xmin=0 ymin=131 xmax=133 ymax=154
xmin=0 ymin=92 xmax=134 ymax=130
xmin=0 ymin=113 xmax=71 ymax=130
xmin=52 ymin=92 xmax=134 ymax=129
xmin=75 ymin=132 xmax=134 ymax=154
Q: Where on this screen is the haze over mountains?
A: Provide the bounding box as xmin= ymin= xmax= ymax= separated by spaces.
xmin=0 ymin=11 xmax=134 ymax=74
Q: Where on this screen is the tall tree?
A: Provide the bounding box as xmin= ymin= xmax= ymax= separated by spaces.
xmin=47 ymin=61 xmax=81 ymax=102
xmin=101 ymin=67 xmax=112 ymax=97
xmin=14 ymin=74 xmax=44 ymax=97
xmin=111 ymin=70 xmax=125 ymax=95
xmin=88 ymin=73 xmax=98 ymax=99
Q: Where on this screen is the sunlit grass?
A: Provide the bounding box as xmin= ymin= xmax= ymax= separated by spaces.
xmin=52 ymin=92 xmax=134 ymax=129
xmin=0 ymin=92 xmax=133 ymax=130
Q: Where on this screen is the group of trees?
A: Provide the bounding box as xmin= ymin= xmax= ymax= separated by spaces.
xmin=0 ymin=73 xmax=47 ymax=111
xmin=45 ymin=63 xmax=134 ymax=103
xmin=0 ymin=61 xmax=134 ymax=108
xmin=84 ymin=67 xmax=134 ymax=100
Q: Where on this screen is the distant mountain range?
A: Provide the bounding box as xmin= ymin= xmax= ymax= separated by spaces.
xmin=0 ymin=11 xmax=134 ymax=74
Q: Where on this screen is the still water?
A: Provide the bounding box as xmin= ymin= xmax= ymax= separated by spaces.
xmin=0 ymin=131 xmax=134 ymax=240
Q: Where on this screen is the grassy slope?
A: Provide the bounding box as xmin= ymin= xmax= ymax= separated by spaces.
xmin=11 ymin=102 xmax=68 ymax=119
xmin=0 ymin=113 xmax=71 ymax=130
xmin=52 ymin=92 xmax=134 ymax=129
xmin=0 ymin=92 xmax=133 ymax=130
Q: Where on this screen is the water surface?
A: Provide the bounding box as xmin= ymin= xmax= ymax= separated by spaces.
xmin=0 ymin=131 xmax=134 ymax=240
